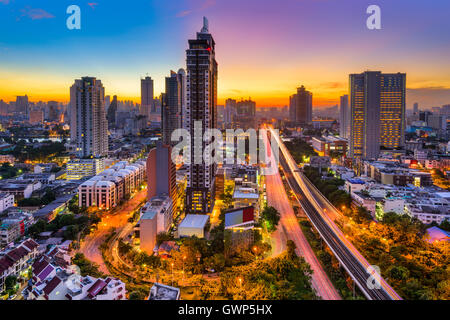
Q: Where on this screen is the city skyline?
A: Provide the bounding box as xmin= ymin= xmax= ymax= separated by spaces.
xmin=1 ymin=0 xmax=450 ymax=107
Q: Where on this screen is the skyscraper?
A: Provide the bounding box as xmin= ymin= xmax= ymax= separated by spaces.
xmin=107 ymin=95 xmax=118 ymax=128
xmin=70 ymin=77 xmax=108 ymax=158
xmin=349 ymin=71 xmax=406 ymax=159
xmin=185 ymin=17 xmax=218 ymax=214
xmin=339 ymin=94 xmax=349 ymax=139
xmin=413 ymin=102 xmax=419 ymax=115
xmin=234 ymin=98 xmax=256 ymax=129
xmin=224 ymin=98 xmax=237 ymax=127
xmin=141 ymin=76 xmax=154 ymax=119
xmin=162 ymin=69 xmax=185 ymax=145
xmin=289 ymin=85 xmax=312 ymax=125
xmin=48 ymin=101 xmax=59 ymax=122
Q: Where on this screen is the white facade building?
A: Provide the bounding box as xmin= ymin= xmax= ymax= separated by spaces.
xmin=78 ymin=160 xmax=145 ymax=209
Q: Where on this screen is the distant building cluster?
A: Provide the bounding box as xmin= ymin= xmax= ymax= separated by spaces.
xmin=332 ymin=162 xmax=449 ymax=224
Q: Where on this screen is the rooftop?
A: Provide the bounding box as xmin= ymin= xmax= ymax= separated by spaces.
xmin=179 ymin=214 xmax=209 ymax=229
xmin=148 ymin=283 xmax=180 ymax=300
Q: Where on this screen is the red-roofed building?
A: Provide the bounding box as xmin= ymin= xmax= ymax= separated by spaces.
xmin=0 ymin=238 xmax=40 ymax=291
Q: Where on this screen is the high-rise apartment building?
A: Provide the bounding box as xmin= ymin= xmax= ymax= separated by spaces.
xmin=47 ymin=101 xmax=59 ymax=122
xmin=141 ymin=76 xmax=154 ymax=119
xmin=162 ymin=69 xmax=185 ymax=145
xmin=289 ymin=85 xmax=312 ymax=125
xmin=339 ymin=94 xmax=350 ymax=139
xmin=349 ymin=71 xmax=406 ymax=159
xmin=224 ymin=98 xmax=237 ymax=127
xmin=29 ymin=110 xmax=44 ymax=124
xmin=16 ymin=95 xmax=29 ymax=115
xmin=185 ymin=17 xmax=218 ymax=214
xmin=70 ymin=77 xmax=108 ymax=158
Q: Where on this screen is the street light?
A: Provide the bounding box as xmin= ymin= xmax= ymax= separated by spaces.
xmin=252 ymin=246 xmax=258 ymax=259
xmin=183 ymin=255 xmax=186 ymax=281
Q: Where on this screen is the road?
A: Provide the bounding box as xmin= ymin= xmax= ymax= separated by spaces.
xmin=263 ymin=132 xmax=341 ymax=300
xmin=268 ymin=128 xmax=402 ymax=300
xmin=78 ymin=188 xmax=148 ymax=274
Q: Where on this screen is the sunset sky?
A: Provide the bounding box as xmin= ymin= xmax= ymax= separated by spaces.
xmin=1 ymin=0 xmax=450 ymax=108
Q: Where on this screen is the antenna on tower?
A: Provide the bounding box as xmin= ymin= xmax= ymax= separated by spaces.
xmin=201 ymin=16 xmax=209 ymax=33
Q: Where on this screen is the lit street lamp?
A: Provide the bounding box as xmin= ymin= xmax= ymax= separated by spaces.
xmin=237 ymin=277 xmax=243 ymax=288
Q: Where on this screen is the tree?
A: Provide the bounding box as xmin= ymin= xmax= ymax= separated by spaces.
xmin=261 ymin=206 xmax=281 ymax=233
xmin=128 ymin=291 xmax=146 ymax=300
xmin=439 ymin=219 xmax=450 ymax=232
xmin=286 ymin=240 xmax=297 ymax=261
xmin=5 ymin=275 xmax=17 ymax=293
xmin=156 ymin=232 xmax=174 ymax=245
xmin=388 ymin=265 xmax=410 ymax=281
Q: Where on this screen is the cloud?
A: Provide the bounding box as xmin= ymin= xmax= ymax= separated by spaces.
xmin=320 ymin=82 xmax=346 ymax=89
xmin=176 ymin=0 xmax=216 ymax=18
xmin=20 ymin=6 xmax=55 ymax=20
xmin=176 ymin=10 xmax=192 ymax=18
xmin=88 ymin=3 xmax=98 ymax=10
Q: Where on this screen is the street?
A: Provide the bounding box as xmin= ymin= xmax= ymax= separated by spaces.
xmin=78 ymin=188 xmax=148 ymax=274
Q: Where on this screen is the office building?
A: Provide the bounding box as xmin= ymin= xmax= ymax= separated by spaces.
xmin=185 ymin=17 xmax=218 ymax=214
xmin=70 ymin=77 xmax=108 ymax=158
xmin=289 ymin=85 xmax=312 ymax=125
xmin=339 ymin=94 xmax=350 ymax=139
xmin=349 ymin=71 xmax=406 ymax=159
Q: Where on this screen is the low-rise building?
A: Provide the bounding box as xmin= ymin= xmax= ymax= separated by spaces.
xmin=33 ymin=194 xmax=73 ymax=222
xmin=0 ymin=239 xmax=39 ymax=291
xmin=233 ymin=186 xmax=260 ymax=216
xmin=312 ymin=135 xmax=348 ymax=157
xmin=178 ymin=214 xmax=209 ymax=238
xmin=148 ymin=282 xmax=180 ymax=300
xmin=66 ymin=158 xmax=105 ymax=181
xmin=363 ymin=161 xmax=433 ymax=187
xmin=17 ymin=173 xmax=56 ymax=185
xmin=0 ymin=155 xmax=15 ymax=165
xmin=0 ymin=180 xmax=41 ymax=199
xmin=139 ymin=195 xmax=173 ymax=255
xmin=0 ymin=193 xmax=14 ymax=213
